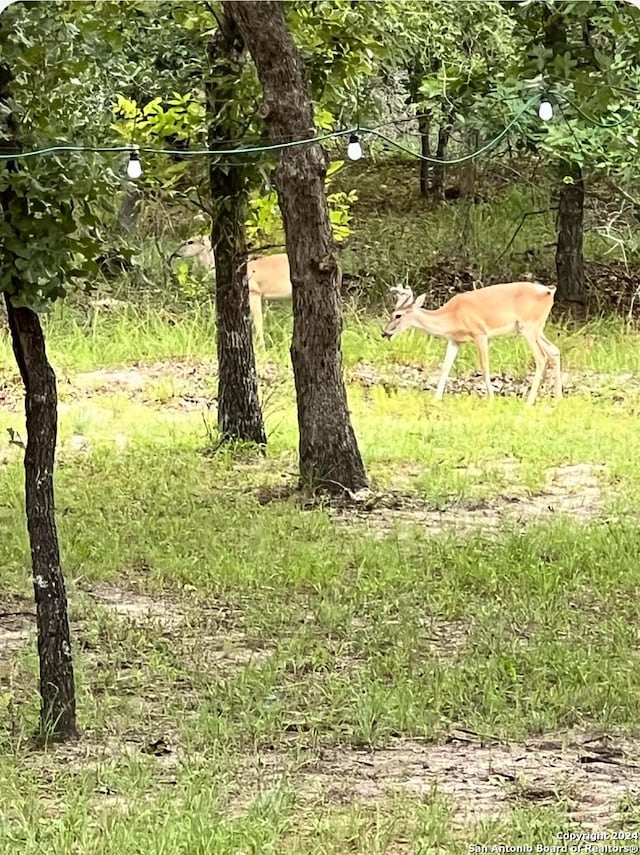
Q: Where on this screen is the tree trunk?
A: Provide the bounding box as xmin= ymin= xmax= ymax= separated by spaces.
xmin=418 ymin=115 xmax=431 ymax=197
xmin=556 ymin=161 xmax=586 ymax=302
xmin=206 ymin=10 xmax=266 ymax=445
xmin=432 ymin=120 xmax=452 ymax=201
xmin=227 ymin=0 xmax=367 ymax=493
xmin=4 ymin=297 xmax=77 ymax=740
xmin=407 ymin=64 xmax=431 ymax=197
xmin=459 ymin=129 xmax=478 ymax=198
xmin=117 ymin=188 xmax=141 ymax=231
xmin=0 ymin=52 xmax=76 ymax=741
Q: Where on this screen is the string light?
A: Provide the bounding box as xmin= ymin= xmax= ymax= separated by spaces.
xmin=1 ymin=90 xmax=615 ymax=172
xmin=347 ymin=133 xmax=363 ymax=161
xmin=126 ymin=148 xmax=142 ymax=179
xmin=538 ymin=98 xmax=554 ymax=122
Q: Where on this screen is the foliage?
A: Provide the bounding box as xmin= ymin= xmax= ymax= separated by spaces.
xmin=286 ymin=0 xmax=389 ymax=121
xmin=388 ymin=0 xmax=517 ymax=122
xmin=112 ymin=94 xmax=358 ymax=247
xmin=495 ymin=0 xmax=640 ymax=178
xmin=0 ymin=2 xmax=123 ymax=308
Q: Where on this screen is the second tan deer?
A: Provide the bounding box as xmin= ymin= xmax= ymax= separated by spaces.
xmin=176 ymin=237 xmax=291 ymax=349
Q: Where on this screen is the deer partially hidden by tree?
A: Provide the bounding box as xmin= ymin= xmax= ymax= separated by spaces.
xmin=176 ymin=237 xmax=291 ymax=349
xmin=382 ymin=281 xmax=563 ymax=405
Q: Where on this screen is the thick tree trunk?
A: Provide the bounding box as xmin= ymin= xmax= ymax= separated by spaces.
xmin=4 ymin=297 xmax=77 ymax=740
xmin=228 ymin=0 xmax=367 ymax=493
xmin=206 ymin=11 xmax=266 ymax=445
xmin=556 ymin=161 xmax=586 ymax=302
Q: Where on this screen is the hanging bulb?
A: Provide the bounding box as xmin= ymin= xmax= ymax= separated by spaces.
xmin=538 ymin=99 xmax=554 ymax=122
xmin=126 ymin=149 xmax=142 ymax=179
xmin=347 ymin=133 xmax=363 ymax=161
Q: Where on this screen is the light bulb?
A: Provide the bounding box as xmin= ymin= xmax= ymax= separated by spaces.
xmin=347 ymin=133 xmax=363 ymax=161
xmin=126 ymin=151 xmax=142 ymax=180
xmin=538 ymin=99 xmax=554 ymax=122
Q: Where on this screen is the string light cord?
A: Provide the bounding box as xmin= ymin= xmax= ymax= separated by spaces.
xmin=0 ymin=97 xmax=538 ymax=166
xmin=360 ymin=95 xmax=539 ymax=165
xmin=0 ymin=128 xmax=356 ymax=161
xmin=557 ymin=94 xmax=637 ymax=129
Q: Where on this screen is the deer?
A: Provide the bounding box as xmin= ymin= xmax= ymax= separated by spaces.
xmin=175 ymin=237 xmax=291 ymax=349
xmin=382 ymin=280 xmax=563 ymax=405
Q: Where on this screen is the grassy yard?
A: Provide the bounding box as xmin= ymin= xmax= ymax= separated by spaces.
xmin=2 ymin=295 xmax=640 ymax=853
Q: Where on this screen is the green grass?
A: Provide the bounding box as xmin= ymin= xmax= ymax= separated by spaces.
xmin=3 ymin=294 xmax=640 ymax=851
xmin=3 ymin=161 xmax=640 ymax=851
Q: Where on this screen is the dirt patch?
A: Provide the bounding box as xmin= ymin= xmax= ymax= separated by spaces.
xmin=284 ymin=732 xmax=640 ymax=830
xmin=331 ymin=463 xmax=606 ymax=538
xmin=77 ymin=584 xmax=271 ymax=672
xmin=64 ymin=358 xmax=281 ymax=411
xmin=349 ymin=361 xmax=640 ymax=401
xmin=80 ymin=583 xmax=183 ymax=624
xmin=0 ymin=595 xmax=35 ymax=659
xmin=0 ymin=379 xmax=21 ymax=411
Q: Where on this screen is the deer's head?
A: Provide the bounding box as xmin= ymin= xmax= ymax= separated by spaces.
xmin=382 ymin=288 xmax=427 ymax=339
xmin=176 ymin=236 xmax=212 ymax=260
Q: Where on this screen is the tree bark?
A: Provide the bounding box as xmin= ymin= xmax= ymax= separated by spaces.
xmin=459 ymin=129 xmax=478 ymax=198
xmin=117 ymin=187 xmax=141 ymax=231
xmin=206 ymin=10 xmax=266 ymax=445
xmin=432 ymin=119 xmax=452 ymax=201
xmin=556 ymin=161 xmax=586 ymax=301
xmin=0 ymin=53 xmax=76 ymax=741
xmin=407 ymin=63 xmax=431 ymax=197
xmin=4 ymin=297 xmax=77 ymax=740
xmin=418 ymin=116 xmax=431 ymax=197
xmin=227 ymin=0 xmax=367 ymax=493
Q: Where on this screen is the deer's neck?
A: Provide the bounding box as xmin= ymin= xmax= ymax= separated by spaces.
xmin=415 ymin=307 xmax=455 ymax=339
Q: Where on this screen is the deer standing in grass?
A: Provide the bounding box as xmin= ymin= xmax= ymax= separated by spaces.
xmin=382 ymin=281 xmax=563 ymax=405
xmin=176 ymin=237 xmax=291 ymax=349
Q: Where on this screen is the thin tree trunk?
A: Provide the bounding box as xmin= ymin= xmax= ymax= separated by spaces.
xmin=0 ymin=53 xmax=76 ymax=742
xmin=228 ymin=0 xmax=367 ymax=493
xmin=556 ymin=161 xmax=585 ymax=302
xmin=459 ymin=129 xmax=478 ymax=198
xmin=117 ymin=188 xmax=141 ymax=231
xmin=432 ymin=120 xmax=452 ymax=201
xmin=4 ymin=297 xmax=77 ymax=740
xmin=407 ymin=63 xmax=431 ymax=197
xmin=206 ymin=10 xmax=266 ymax=445
xmin=418 ymin=115 xmax=431 ymax=197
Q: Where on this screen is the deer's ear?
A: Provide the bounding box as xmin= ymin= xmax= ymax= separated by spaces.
xmin=414 ymin=293 xmax=427 ymax=308
xmin=389 ymin=286 xmax=414 ymax=309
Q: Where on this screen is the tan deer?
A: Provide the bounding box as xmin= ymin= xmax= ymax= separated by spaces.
xmin=382 ymin=281 xmax=563 ymax=405
xmin=176 ymin=237 xmax=291 ymax=349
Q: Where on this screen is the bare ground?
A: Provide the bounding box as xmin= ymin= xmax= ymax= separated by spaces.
xmin=2 ymin=356 xmax=639 ymax=418
xmin=3 ymin=584 xmax=639 ymax=831
xmin=331 ymin=463 xmax=607 ymax=538
xmin=272 ymin=731 xmax=640 ymax=830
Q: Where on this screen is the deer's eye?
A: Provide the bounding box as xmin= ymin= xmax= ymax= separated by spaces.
xmin=394 ymin=313 xmax=402 ymax=319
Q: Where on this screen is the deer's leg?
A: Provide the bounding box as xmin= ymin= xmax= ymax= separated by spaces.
xmin=520 ymin=328 xmax=549 ymax=405
xmin=538 ymin=332 xmax=563 ymax=399
xmin=473 ymin=334 xmax=494 ymax=399
xmin=249 ymin=289 xmax=265 ymax=350
xmin=435 ymin=339 xmax=460 ymax=401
